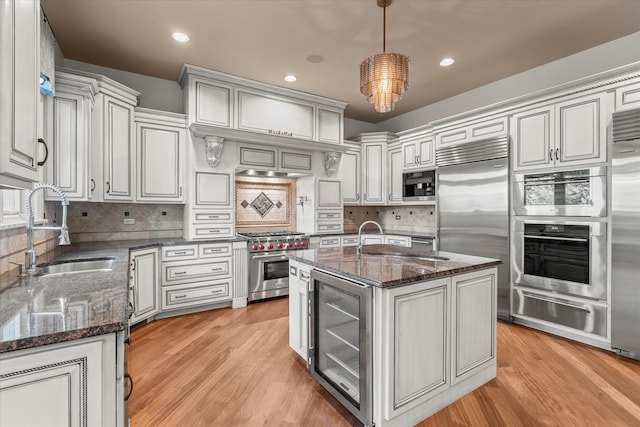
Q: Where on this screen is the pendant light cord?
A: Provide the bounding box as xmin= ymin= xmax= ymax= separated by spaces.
xmin=383 ymin=4 xmax=387 ymax=53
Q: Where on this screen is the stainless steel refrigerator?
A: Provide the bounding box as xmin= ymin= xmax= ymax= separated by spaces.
xmin=611 ymin=108 xmax=640 ymax=361
xmin=436 ymin=136 xmax=511 ymax=321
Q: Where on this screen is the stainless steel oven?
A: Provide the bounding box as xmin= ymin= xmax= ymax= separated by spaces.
xmin=513 ymin=166 xmax=606 ymax=217
xmin=512 ymin=220 xmax=607 ymax=300
xmin=239 ymin=231 xmax=310 ymax=301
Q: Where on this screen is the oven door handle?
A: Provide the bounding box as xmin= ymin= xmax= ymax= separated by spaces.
xmin=522 ymin=292 xmax=592 ymax=313
xmin=523 ymin=179 xmax=589 ymax=186
xmin=250 ymin=253 xmax=288 ymax=259
xmin=523 ymin=235 xmax=588 ymax=243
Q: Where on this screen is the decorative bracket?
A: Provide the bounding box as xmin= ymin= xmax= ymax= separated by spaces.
xmin=204 ymin=136 xmax=224 ymax=168
xmin=324 ymin=151 xmax=342 ymax=177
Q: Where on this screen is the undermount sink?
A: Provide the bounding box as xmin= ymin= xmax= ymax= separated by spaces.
xmin=37 ymin=257 xmax=116 ymax=276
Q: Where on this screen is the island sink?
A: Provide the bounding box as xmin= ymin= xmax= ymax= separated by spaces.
xmin=37 ymin=257 xmax=116 ymax=276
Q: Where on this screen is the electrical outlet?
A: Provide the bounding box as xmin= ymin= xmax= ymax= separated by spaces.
xmin=124 ymin=218 xmax=135 ymax=225
xmin=395 ymin=215 xmax=401 ymax=220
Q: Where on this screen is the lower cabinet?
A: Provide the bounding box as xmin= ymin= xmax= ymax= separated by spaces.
xmin=289 ymin=260 xmax=310 ymax=360
xmin=129 ymin=247 xmax=159 ymax=325
xmin=162 ymin=278 xmax=231 ymax=310
xmin=0 ymin=333 xmax=120 ymax=427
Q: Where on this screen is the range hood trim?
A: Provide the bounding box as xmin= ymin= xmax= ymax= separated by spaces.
xmin=189 ymin=123 xmax=350 ymax=154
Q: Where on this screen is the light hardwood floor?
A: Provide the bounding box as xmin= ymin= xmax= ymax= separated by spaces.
xmin=129 ymin=297 xmax=640 ymax=426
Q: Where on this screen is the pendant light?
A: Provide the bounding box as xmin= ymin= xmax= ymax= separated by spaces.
xmin=360 ymin=0 xmax=409 ymax=113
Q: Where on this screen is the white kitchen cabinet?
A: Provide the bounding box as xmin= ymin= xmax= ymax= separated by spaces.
xmin=297 ymin=176 xmax=343 ymax=234
xmin=451 ymin=269 xmax=496 ymax=385
xmin=341 ymin=234 xmax=359 ymax=247
xmin=379 ymin=278 xmax=450 ymax=419
xmin=512 ymin=92 xmax=607 ymax=171
xmin=317 ymin=235 xmax=341 ymax=248
xmin=0 ymin=0 xmax=41 ymax=188
xmin=237 ymin=144 xmax=312 ymax=173
xmin=402 ymin=136 xmax=434 ymax=170
xmin=318 ymin=179 xmax=342 ymax=208
xmin=289 ymin=260 xmax=310 ymax=360
xmin=435 ymin=115 xmax=508 ymax=149
xmin=388 ymin=145 xmax=403 ymax=205
xmin=362 ymin=142 xmax=387 ymax=205
xmin=129 ymin=247 xmax=159 ymax=325
xmin=187 ymin=78 xmax=233 ymax=128
xmin=361 ymin=234 xmax=384 ymax=245
xmin=45 ymin=71 xmax=97 ymax=201
xmin=0 ymin=333 xmax=118 ymax=427
xmin=135 ymin=108 xmax=186 ymax=203
xmin=615 ymin=79 xmax=640 ymax=111
xmin=385 ymin=235 xmax=411 ymax=247
xmin=317 ymin=107 xmax=342 ymax=144
xmin=341 ymin=145 xmax=361 ymax=205
xmin=184 ymin=171 xmax=234 ymax=240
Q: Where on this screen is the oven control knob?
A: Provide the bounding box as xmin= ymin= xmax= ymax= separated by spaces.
xmin=295 ymin=241 xmax=301 ymax=247
xmin=269 ymin=243 xmax=274 ymax=249
xmin=259 ymin=244 xmax=265 ymax=250
xmin=288 ymin=242 xmax=293 ymax=248
xmin=301 ymin=241 xmax=307 ymax=247
xmin=252 ymin=245 xmax=259 ymax=251
xmin=278 ymin=243 xmax=284 ymax=249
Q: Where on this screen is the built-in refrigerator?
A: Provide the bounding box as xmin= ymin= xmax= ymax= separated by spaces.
xmin=436 ymin=136 xmax=511 ymax=321
xmin=611 ymin=108 xmax=640 ymax=361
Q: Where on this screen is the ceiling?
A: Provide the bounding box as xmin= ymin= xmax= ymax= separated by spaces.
xmin=40 ymin=0 xmax=640 ymax=124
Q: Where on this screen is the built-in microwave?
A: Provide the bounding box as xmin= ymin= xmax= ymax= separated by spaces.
xmin=402 ymin=169 xmax=436 ymax=201
xmin=513 ymin=166 xmax=606 ymax=217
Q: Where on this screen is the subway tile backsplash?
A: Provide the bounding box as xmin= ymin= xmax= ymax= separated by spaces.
xmin=67 ymin=202 xmax=184 ymax=242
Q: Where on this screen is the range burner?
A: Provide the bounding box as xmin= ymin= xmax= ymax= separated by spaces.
xmin=237 ymin=231 xmax=309 ymax=252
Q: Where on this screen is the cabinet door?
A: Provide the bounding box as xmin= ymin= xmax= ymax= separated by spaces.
xmin=194 ymin=80 xmax=231 ymax=127
xmin=342 ymin=150 xmax=361 ymax=204
xmin=362 ymin=142 xmax=386 ymax=205
xmin=48 ymin=92 xmax=90 ymax=200
xmin=194 ymin=171 xmax=232 ymax=207
xmin=388 ymin=147 xmax=403 ymax=204
xmin=451 ymin=269 xmax=496 ymax=385
xmin=238 ymin=145 xmax=277 ymax=169
xmin=130 ymin=248 xmax=159 ymax=324
xmin=381 ymin=279 xmax=450 ymax=419
xmin=402 ymin=142 xmax=418 ymax=168
xmin=0 ymin=0 xmax=40 ymax=187
xmin=103 ymin=97 xmax=134 ymax=200
xmin=317 ymin=108 xmax=341 ymax=144
xmin=556 ymin=93 xmax=607 ymax=166
xmin=417 ymin=138 xmax=434 ymax=167
xmin=512 ymin=105 xmax=554 ymax=171
xmin=136 ymin=122 xmax=184 ymax=203
xmin=280 ymin=150 xmax=312 ymax=172
xmin=317 ymin=179 xmax=342 ymax=208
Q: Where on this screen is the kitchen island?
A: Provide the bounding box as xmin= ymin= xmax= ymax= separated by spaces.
xmin=288 ymin=244 xmax=501 ymax=427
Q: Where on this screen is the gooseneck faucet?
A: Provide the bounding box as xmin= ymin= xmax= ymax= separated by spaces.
xmin=25 ymin=184 xmax=71 ymax=274
xmin=356 ymin=220 xmax=383 ymax=257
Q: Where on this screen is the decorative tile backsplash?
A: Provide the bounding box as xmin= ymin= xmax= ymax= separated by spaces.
xmin=235 ymin=177 xmax=296 ymax=231
xmin=343 ymin=205 xmax=436 ymax=236
xmin=67 ymin=202 xmax=184 ymax=242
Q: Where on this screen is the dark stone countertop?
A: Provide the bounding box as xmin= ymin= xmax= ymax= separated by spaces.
xmin=0 ymin=237 xmax=245 ymax=353
xmin=287 ymin=244 xmax=501 ymax=288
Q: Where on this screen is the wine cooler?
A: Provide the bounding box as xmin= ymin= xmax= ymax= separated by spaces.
xmin=308 ymin=269 xmax=373 ymax=426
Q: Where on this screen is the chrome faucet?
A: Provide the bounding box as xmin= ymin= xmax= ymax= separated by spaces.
xmin=25 ymin=184 xmax=71 ymax=274
xmin=356 ymin=220 xmax=383 ymax=257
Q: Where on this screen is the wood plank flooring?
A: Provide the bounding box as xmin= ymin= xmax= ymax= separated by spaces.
xmin=129 ymin=297 xmax=640 ymax=426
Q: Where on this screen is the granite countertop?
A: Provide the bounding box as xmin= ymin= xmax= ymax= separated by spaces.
xmin=288 ymin=244 xmax=500 ymax=288
xmin=310 ymin=231 xmax=436 ymax=239
xmin=0 ymin=237 xmax=245 ymax=353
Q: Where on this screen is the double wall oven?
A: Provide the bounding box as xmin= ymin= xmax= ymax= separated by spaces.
xmin=238 ymin=231 xmax=309 ymax=301
xmin=511 ymin=166 xmax=608 ymax=338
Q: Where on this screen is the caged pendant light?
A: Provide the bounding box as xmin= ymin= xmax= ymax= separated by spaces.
xmin=360 ymin=0 xmax=409 ymax=113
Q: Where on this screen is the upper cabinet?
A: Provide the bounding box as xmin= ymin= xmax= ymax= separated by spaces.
xmin=135 ymin=108 xmax=187 ymax=203
xmin=388 ymin=144 xmax=403 ymax=205
xmin=435 ymin=115 xmax=508 ymax=149
xmin=0 ymin=0 xmax=41 ymax=188
xmin=361 ymin=141 xmax=386 ymax=205
xmin=341 ymin=142 xmax=361 ymax=205
xmin=512 ymin=92 xmax=607 ymax=171
xmin=179 ymin=64 xmax=347 ymax=154
xmin=399 ymin=127 xmax=434 ymax=171
xmin=615 ymin=79 xmax=640 ymax=112
xmin=237 ymin=144 xmax=313 ymax=174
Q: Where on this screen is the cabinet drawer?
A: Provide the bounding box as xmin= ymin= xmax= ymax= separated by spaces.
xmin=192 ymin=211 xmax=233 ymax=223
xmin=341 ymin=235 xmax=359 ymax=246
xmin=317 ymin=211 xmax=342 ymax=221
xmin=385 ymin=235 xmax=411 ymax=247
xmin=192 ymin=224 xmax=234 ymax=239
xmin=163 ymin=259 xmax=231 ymax=285
xmin=162 ymin=279 xmax=231 ymax=310
xmin=199 ymin=242 xmax=232 ymax=258
xmin=318 ymin=236 xmax=341 ymax=247
xmin=162 ymin=245 xmax=198 ymax=262
xmin=316 ymin=223 xmax=343 ymax=233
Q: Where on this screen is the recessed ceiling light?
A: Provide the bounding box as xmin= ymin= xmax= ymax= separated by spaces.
xmin=172 ymin=32 xmax=189 ymax=43
xmin=440 ymin=58 xmax=455 ymax=67
xmin=306 ymin=54 xmax=324 ymax=64
xmin=284 ymin=75 xmax=297 ymax=83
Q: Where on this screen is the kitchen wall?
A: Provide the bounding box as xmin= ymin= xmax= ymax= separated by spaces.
xmin=0 ymin=202 xmax=63 ymax=276
xmin=66 ymin=202 xmax=184 ymax=242
xmin=343 ymin=205 xmax=436 ymax=237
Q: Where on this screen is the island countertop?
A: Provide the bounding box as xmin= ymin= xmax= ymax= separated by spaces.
xmin=287 ymin=244 xmax=501 ymax=288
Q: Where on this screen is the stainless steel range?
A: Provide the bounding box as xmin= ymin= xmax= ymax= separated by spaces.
xmin=238 ymin=231 xmax=310 ymax=301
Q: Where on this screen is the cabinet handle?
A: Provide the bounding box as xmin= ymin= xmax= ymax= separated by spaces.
xmin=356 ymin=193 xmax=360 ymax=201
xmin=207 ymin=215 xmax=220 ymax=219
xmin=37 ymin=138 xmax=48 ymax=166
xmin=211 ymin=289 xmax=223 ymax=294
xmin=555 ymin=148 xmax=559 ymax=161
xmin=174 ymin=271 xmax=187 ymax=275
xmin=179 ymin=186 xmax=183 ymax=197
xmin=131 ymin=260 xmax=136 ymax=271
xmin=417 ymin=155 xmax=421 ymax=164
xmin=205 ymin=248 xmax=224 ymax=253
xmin=124 ymin=373 xmax=134 ymax=401
xmin=174 ymin=294 xmax=187 ymax=299
xmin=90 ymin=178 xmax=96 ymax=193
xmin=208 ymin=229 xmax=221 ymax=233
xmin=173 ymin=251 xmax=187 ymax=255
xmin=388 ymin=193 xmax=392 ymax=201
xmin=549 ymin=149 xmax=554 ymax=162
xmin=211 ymin=267 xmax=224 ymax=272
xmin=106 ymin=181 xmax=111 ymax=194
